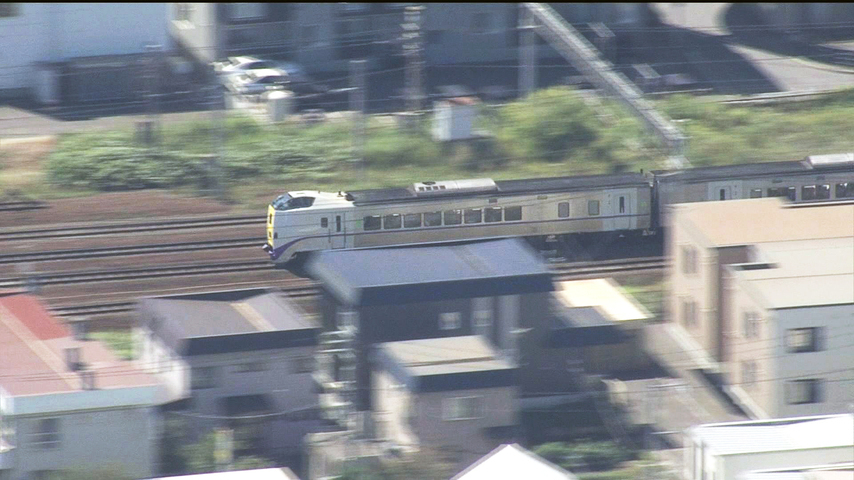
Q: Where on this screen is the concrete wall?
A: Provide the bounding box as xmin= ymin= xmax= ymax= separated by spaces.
xmin=11 ymin=406 xmax=157 ymax=479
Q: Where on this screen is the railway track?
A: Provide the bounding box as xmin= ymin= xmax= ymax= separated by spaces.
xmin=46 ymin=256 xmax=667 ymax=318
xmin=0 ymin=237 xmax=264 ymax=264
xmin=0 ymin=200 xmax=49 ymax=212
xmin=0 ymin=214 xmax=265 ymax=242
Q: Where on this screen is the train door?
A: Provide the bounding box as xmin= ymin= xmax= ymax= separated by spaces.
xmin=708 ymin=182 xmax=741 ymax=201
xmin=330 ymin=213 xmax=346 ymax=249
xmin=610 ymin=193 xmax=631 ymax=230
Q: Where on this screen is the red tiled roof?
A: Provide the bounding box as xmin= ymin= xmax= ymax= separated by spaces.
xmin=0 ymin=291 xmax=69 ymax=340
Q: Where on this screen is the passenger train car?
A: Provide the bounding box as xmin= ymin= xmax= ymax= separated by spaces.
xmin=263 ymin=152 xmax=854 ymax=264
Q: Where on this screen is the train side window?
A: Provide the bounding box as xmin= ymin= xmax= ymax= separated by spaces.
xmin=504 ymin=206 xmax=522 ymax=222
xmin=444 ymin=209 xmax=462 ymax=225
xmin=383 ymin=214 xmax=402 ymax=229
xmin=484 ymin=207 xmax=502 ymax=223
xmin=816 ymin=184 xmax=830 ymax=200
xmin=836 ymin=183 xmax=854 ymax=198
xmin=719 ymin=189 xmax=726 ymax=201
xmin=588 ymin=200 xmax=600 ymax=216
xmin=424 ymin=212 xmax=442 ymax=226
xmin=336 ymin=215 xmax=342 ymax=232
xmin=558 ymin=202 xmax=570 ymax=218
xmin=464 ymin=208 xmax=482 ymax=224
xmin=364 ymin=215 xmax=381 ymax=231
xmin=619 ymin=196 xmax=626 ymax=213
xmin=321 ymin=218 xmax=328 ymax=228
xmin=750 ymin=189 xmax=762 ymax=198
xmin=786 ymin=187 xmax=796 ymax=201
xmin=404 ymin=213 xmax=422 ymax=228
xmin=802 ymin=185 xmax=816 ymax=201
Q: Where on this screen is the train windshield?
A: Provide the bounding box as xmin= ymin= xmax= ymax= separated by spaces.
xmin=271 ymin=194 xmax=315 ymax=211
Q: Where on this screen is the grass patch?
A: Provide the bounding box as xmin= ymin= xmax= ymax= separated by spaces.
xmin=91 ymin=329 xmax=135 ymax=360
xmin=616 ymin=276 xmax=664 ymax=320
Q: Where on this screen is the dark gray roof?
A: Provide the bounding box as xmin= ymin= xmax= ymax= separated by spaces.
xmin=547 ymin=300 xmax=627 ymax=348
xmin=347 ymin=173 xmax=650 ymax=205
xmin=138 ymin=288 xmax=318 ymax=356
xmin=376 ymin=336 xmax=517 ymax=393
xmin=654 ymin=157 xmax=854 ymax=184
xmin=307 ymin=238 xmax=554 ymax=306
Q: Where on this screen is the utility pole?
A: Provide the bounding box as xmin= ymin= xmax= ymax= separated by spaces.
xmin=349 ymin=59 xmax=367 ymax=173
xmin=402 ymin=5 xmax=424 ymax=114
xmin=142 ymin=43 xmax=163 ymax=146
xmin=519 ymin=4 xmax=537 ymax=97
xmin=207 ymin=83 xmax=226 ymax=201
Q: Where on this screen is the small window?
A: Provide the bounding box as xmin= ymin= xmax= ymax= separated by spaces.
xmin=786 ymin=379 xmax=822 ymax=404
xmin=767 ymin=187 xmax=784 ymax=197
xmin=750 ymin=188 xmax=762 ymax=198
xmin=192 ymin=366 xmax=219 ymax=390
xmin=816 ymin=184 xmax=830 ymax=200
xmin=588 ymin=200 xmax=600 ymax=216
xmin=336 ymin=215 xmax=342 ymax=232
xmin=681 ymin=297 xmax=697 ymax=328
xmin=364 ymin=215 xmax=381 ymax=231
xmin=836 ymin=182 xmax=854 ymax=198
xmin=439 ymin=312 xmax=462 ymax=330
xmin=30 ymin=418 xmax=60 ymax=449
xmin=558 ymin=202 xmax=570 ymax=218
xmin=719 ymin=189 xmax=727 ymax=201
xmin=742 ymin=312 xmax=760 ymax=339
xmin=444 ymin=209 xmax=462 ymax=225
xmin=464 ymin=208 xmax=482 ymax=224
xmin=786 ymin=327 xmax=823 ymax=353
xmin=484 ymin=207 xmax=502 ymax=223
xmin=681 ymin=245 xmax=698 ymax=275
xmin=619 ymin=196 xmax=626 ymax=213
xmin=786 ymin=187 xmax=796 ymax=201
xmin=403 ymin=213 xmax=422 ymax=228
xmin=383 ymin=214 xmax=402 ymax=229
xmin=802 ymin=185 xmax=816 ymax=201
xmin=424 ymin=211 xmax=442 ymax=226
xmin=443 ymin=396 xmax=483 ymax=421
xmin=321 ymin=217 xmax=328 ymax=228
xmin=504 ymin=206 xmax=522 ymax=221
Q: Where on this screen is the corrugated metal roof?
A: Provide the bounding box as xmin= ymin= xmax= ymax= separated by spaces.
xmin=689 ymin=414 xmax=854 ymax=456
xmin=673 ymin=198 xmax=854 ymax=247
xmin=452 ymin=443 xmax=578 ymax=480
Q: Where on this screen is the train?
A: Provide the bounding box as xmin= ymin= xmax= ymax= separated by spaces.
xmin=263 ymin=152 xmax=854 ymax=264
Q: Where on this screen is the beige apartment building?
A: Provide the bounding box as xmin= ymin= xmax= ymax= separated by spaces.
xmin=667 ymin=197 xmax=854 ymax=418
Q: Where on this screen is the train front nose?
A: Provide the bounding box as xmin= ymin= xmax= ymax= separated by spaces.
xmin=264 ymin=205 xmax=276 ymax=258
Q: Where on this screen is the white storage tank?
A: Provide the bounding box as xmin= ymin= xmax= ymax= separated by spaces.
xmin=432 ymin=96 xmax=480 ymax=142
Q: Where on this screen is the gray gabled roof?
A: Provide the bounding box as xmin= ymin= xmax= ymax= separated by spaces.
xmin=307 ymin=238 xmax=553 ymax=306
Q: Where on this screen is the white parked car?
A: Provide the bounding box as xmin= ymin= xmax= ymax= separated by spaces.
xmin=213 ymin=56 xmax=279 ymax=76
xmin=226 ymin=69 xmax=290 ymax=96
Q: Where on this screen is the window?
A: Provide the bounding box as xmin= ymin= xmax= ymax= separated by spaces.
xmin=816 ymin=184 xmax=830 ymax=199
xmin=236 ymin=361 xmax=266 ymax=373
xmin=364 ymin=215 xmax=381 ymax=231
xmin=444 ymin=209 xmax=462 ymax=225
xmin=681 ymin=245 xmax=698 ymax=275
xmin=719 ymin=189 xmax=727 ymax=201
xmin=786 ymin=327 xmax=823 ymax=353
xmin=750 ymin=188 xmax=762 ymax=198
xmin=443 ymin=396 xmax=483 ymax=421
xmin=504 ymin=206 xmax=522 ymax=221
xmin=741 ymin=360 xmax=757 ymax=386
xmin=484 ymin=207 xmax=502 ymax=223
xmin=30 ymin=418 xmax=60 ymax=449
xmin=767 ymin=187 xmax=788 ymax=198
xmin=742 ymin=312 xmax=760 ymax=339
xmin=293 ymin=356 xmax=315 ymax=374
xmin=619 ymin=196 xmax=626 ymax=213
xmin=439 ymin=312 xmax=462 ymax=330
xmin=321 ymin=217 xmax=328 ymax=228
xmin=336 ymin=215 xmax=342 ymax=232
xmin=588 ymin=200 xmax=600 ymax=216
xmin=230 ymin=3 xmax=266 ymax=20
xmin=836 ymin=182 xmax=854 ymax=198
xmin=473 ymin=306 xmax=492 ymax=330
xmin=802 ymin=185 xmax=816 ymax=201
xmin=786 ymin=187 xmax=796 ymax=201
xmin=681 ymin=297 xmax=697 ymax=328
xmin=192 ymin=366 xmax=219 ymax=390
xmin=423 ymin=211 xmax=442 ymax=226
xmin=464 ymin=208 xmax=482 ymax=224
xmin=404 ymin=213 xmax=422 ymax=228
xmin=785 ymin=379 xmax=823 ymax=404
xmin=558 ymin=202 xmax=570 ymax=218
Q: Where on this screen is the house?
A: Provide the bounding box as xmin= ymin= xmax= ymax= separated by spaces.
xmin=684 ymin=414 xmax=854 ymax=480
xmin=0 ymin=3 xmax=171 ymax=104
xmin=666 ymin=198 xmax=854 ymax=370
xmin=306 ymin=238 xmax=555 ymax=416
xmin=372 ymin=336 xmax=519 ymax=469
xmin=135 ymin=287 xmax=321 ymax=463
xmin=452 ymin=443 xmax=578 ymax=480
xmin=0 ymin=290 xmax=163 ymax=480
xmin=739 ymin=462 xmax=854 ymax=480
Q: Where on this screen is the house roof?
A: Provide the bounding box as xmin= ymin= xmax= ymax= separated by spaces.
xmin=138 ymin=288 xmax=318 ymax=356
xmin=452 ymin=443 xmax=578 ymax=480
xmin=688 ymin=414 xmax=854 ymax=457
xmin=741 ymin=463 xmax=854 ymax=480
xmin=149 ymin=467 xmax=300 ymax=480
xmin=377 ymin=336 xmax=516 ymax=393
xmin=307 ymin=238 xmax=553 ymax=306
xmin=554 ymin=278 xmax=652 ymax=323
xmin=0 ymin=291 xmax=157 ymax=399
xmin=731 ymin=238 xmax=854 ymax=309
xmin=672 ymin=197 xmax=854 ymax=247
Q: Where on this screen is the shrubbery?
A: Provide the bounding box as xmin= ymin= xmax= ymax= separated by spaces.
xmin=534 ymin=440 xmax=636 ymax=472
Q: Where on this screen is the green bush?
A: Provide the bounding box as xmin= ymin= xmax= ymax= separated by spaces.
xmin=364 ymin=128 xmax=441 ymax=168
xmin=533 ymin=441 xmax=635 ymax=472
